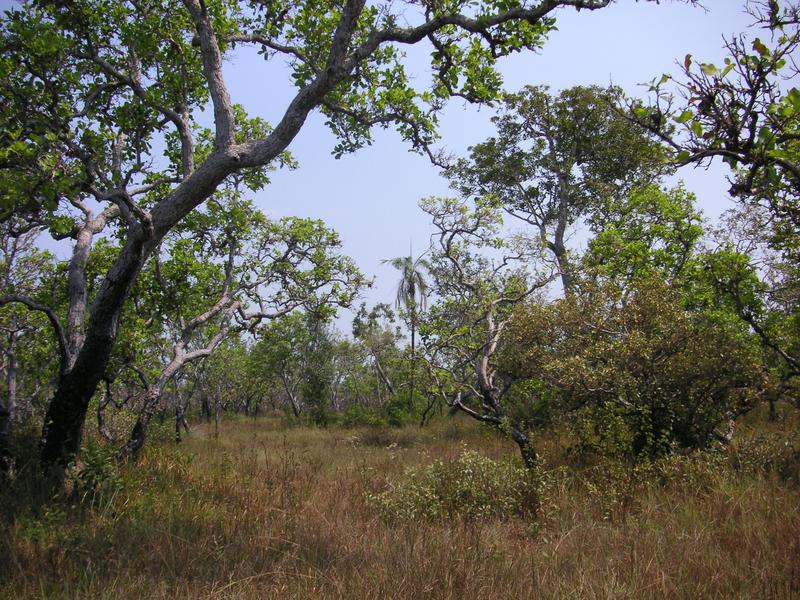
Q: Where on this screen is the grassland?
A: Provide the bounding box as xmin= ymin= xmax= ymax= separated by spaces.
xmin=1 ymin=413 xmax=799 ymax=599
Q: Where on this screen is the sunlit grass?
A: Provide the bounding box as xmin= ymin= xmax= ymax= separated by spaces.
xmin=1 ymin=413 xmax=798 ymax=599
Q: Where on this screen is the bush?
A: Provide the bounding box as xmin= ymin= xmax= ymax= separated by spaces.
xmin=568 ymin=404 xmax=636 ymax=464
xmin=504 ymin=278 xmax=762 ymax=456
xmin=68 ymin=442 xmax=123 ymax=506
xmin=367 ymin=449 xmax=539 ymax=521
xmin=339 ymin=405 xmax=389 ymax=428
xmin=383 ymin=392 xmax=426 ymax=427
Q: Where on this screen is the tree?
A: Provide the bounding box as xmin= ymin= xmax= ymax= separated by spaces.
xmin=0 ymin=0 xmax=693 ymax=470
xmin=0 ymin=223 xmax=58 ymax=468
xmin=631 ymin=1 xmax=799 ymax=240
xmin=444 ymin=85 xmax=668 ymax=294
xmin=583 ymin=183 xmax=704 ymax=286
xmin=352 ymin=302 xmax=403 ymax=402
xmin=383 ymin=253 xmax=429 ymax=412
xmin=115 ymin=196 xmax=362 ymax=457
xmin=420 ymin=196 xmax=555 ymax=468
xmin=254 ymin=312 xmax=312 ymax=418
xmin=503 ymin=276 xmax=762 ymax=457
xmin=702 ymin=207 xmax=799 ymax=416
xmin=299 ymin=309 xmax=337 ymax=426
xmin=627 ymin=0 xmax=800 ymax=389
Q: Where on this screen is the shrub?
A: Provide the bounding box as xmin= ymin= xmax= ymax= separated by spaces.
xmin=505 ymin=277 xmax=762 ymax=456
xmin=568 ymin=404 xmax=637 ymax=464
xmin=340 ymin=405 xmax=389 ymax=428
xmin=383 ymin=392 xmax=426 ymax=427
xmin=68 ymin=442 xmax=123 ymax=506
xmin=367 ymin=449 xmax=539 ymax=521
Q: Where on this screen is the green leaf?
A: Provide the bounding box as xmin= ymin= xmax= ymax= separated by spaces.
xmin=752 ymin=38 xmax=770 ymax=58
xmin=700 ymin=63 xmax=719 ymax=76
xmin=788 ymin=87 xmax=800 ymax=110
xmin=684 ymin=54 xmax=692 ymax=71
xmin=722 ymin=155 xmax=738 ymax=168
xmin=721 ymin=62 xmax=735 ymax=78
xmin=690 ymin=120 xmax=704 ymax=137
xmin=674 ymin=109 xmax=693 ymax=124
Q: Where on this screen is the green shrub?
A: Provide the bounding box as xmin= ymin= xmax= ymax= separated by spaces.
xmin=367 ymin=449 xmax=539 ymax=521
xmin=68 ymin=442 xmax=123 ymax=506
xmin=568 ymin=404 xmax=636 ymax=464
xmin=340 ymin=405 xmax=389 ymax=428
xmin=383 ymin=393 xmax=424 ymax=427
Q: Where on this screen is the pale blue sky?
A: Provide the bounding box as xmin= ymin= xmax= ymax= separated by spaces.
xmin=3 ymin=0 xmax=757 ymax=332
xmin=219 ymin=0 xmax=754 ymax=328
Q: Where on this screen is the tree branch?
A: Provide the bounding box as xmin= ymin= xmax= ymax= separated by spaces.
xmin=183 ymin=0 xmax=236 ymax=149
xmin=0 ymin=294 xmax=69 ymax=372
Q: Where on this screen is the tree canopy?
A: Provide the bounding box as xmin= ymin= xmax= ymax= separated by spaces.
xmin=3 ymin=0 xmax=661 ymax=467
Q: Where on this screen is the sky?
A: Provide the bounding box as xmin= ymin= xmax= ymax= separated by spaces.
xmin=215 ymin=0 xmax=756 ymax=330
xmin=2 ymin=0 xmax=759 ymax=333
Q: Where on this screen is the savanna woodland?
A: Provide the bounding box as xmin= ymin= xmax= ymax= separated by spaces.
xmin=1 ymin=0 xmax=799 ymax=597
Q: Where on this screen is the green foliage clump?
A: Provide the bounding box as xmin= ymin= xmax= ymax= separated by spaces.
xmin=68 ymin=442 xmax=123 ymax=506
xmin=339 ymin=405 xmax=389 ymax=428
xmin=383 ymin=391 xmax=427 ymax=427
xmin=504 ymin=277 xmax=761 ymax=456
xmin=568 ymin=404 xmax=637 ymax=464
xmin=367 ymin=449 xmax=538 ymax=522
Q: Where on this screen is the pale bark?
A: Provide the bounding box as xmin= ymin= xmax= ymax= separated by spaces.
xmin=119 ymin=313 xmax=234 ymax=460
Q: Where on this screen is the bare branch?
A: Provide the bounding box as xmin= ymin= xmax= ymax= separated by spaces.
xmin=183 ymin=0 xmax=236 ymax=149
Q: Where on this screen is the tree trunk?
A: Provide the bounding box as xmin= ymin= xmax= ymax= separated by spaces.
xmin=39 ymin=148 xmax=252 ymax=469
xmin=0 ymin=333 xmax=17 ymax=470
xmin=175 ymin=405 xmax=183 ymax=443
xmin=214 ymin=397 xmax=221 ymax=438
xmin=175 ymin=403 xmax=190 ymax=443
xmin=512 ymin=430 xmax=537 ymax=471
xmin=40 ymin=224 xmax=151 ymax=467
xmin=409 ymin=318 xmax=416 ymax=414
xmin=373 ymin=355 xmax=394 ymax=395
xmin=201 ymin=395 xmax=212 ymax=421
xmin=96 ymin=387 xmax=114 ymax=442
xmin=40 ymin=361 xmax=112 ymax=466
xmin=119 ymin=389 xmax=160 ymax=460
xmin=283 ymin=373 xmax=301 ymax=418
xmin=419 ymin=395 xmax=436 ymax=427
xmin=554 ymin=174 xmax=575 ymax=296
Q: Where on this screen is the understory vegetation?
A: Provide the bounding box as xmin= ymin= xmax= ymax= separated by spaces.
xmin=1 ymin=413 xmax=799 ymax=599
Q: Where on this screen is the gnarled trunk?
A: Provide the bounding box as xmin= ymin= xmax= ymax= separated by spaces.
xmin=119 ymin=389 xmax=161 ymax=460
xmin=40 ymin=228 xmax=149 ymax=467
xmin=508 ymin=425 xmax=537 ymax=471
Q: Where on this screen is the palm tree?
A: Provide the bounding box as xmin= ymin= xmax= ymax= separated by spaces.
xmin=383 ymin=251 xmax=429 ymax=413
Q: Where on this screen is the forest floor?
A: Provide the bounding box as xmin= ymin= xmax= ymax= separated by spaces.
xmin=1 ymin=412 xmax=799 ymax=599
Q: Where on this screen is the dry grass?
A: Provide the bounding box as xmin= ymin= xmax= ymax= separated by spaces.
xmin=1 ymin=414 xmax=798 ymax=599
